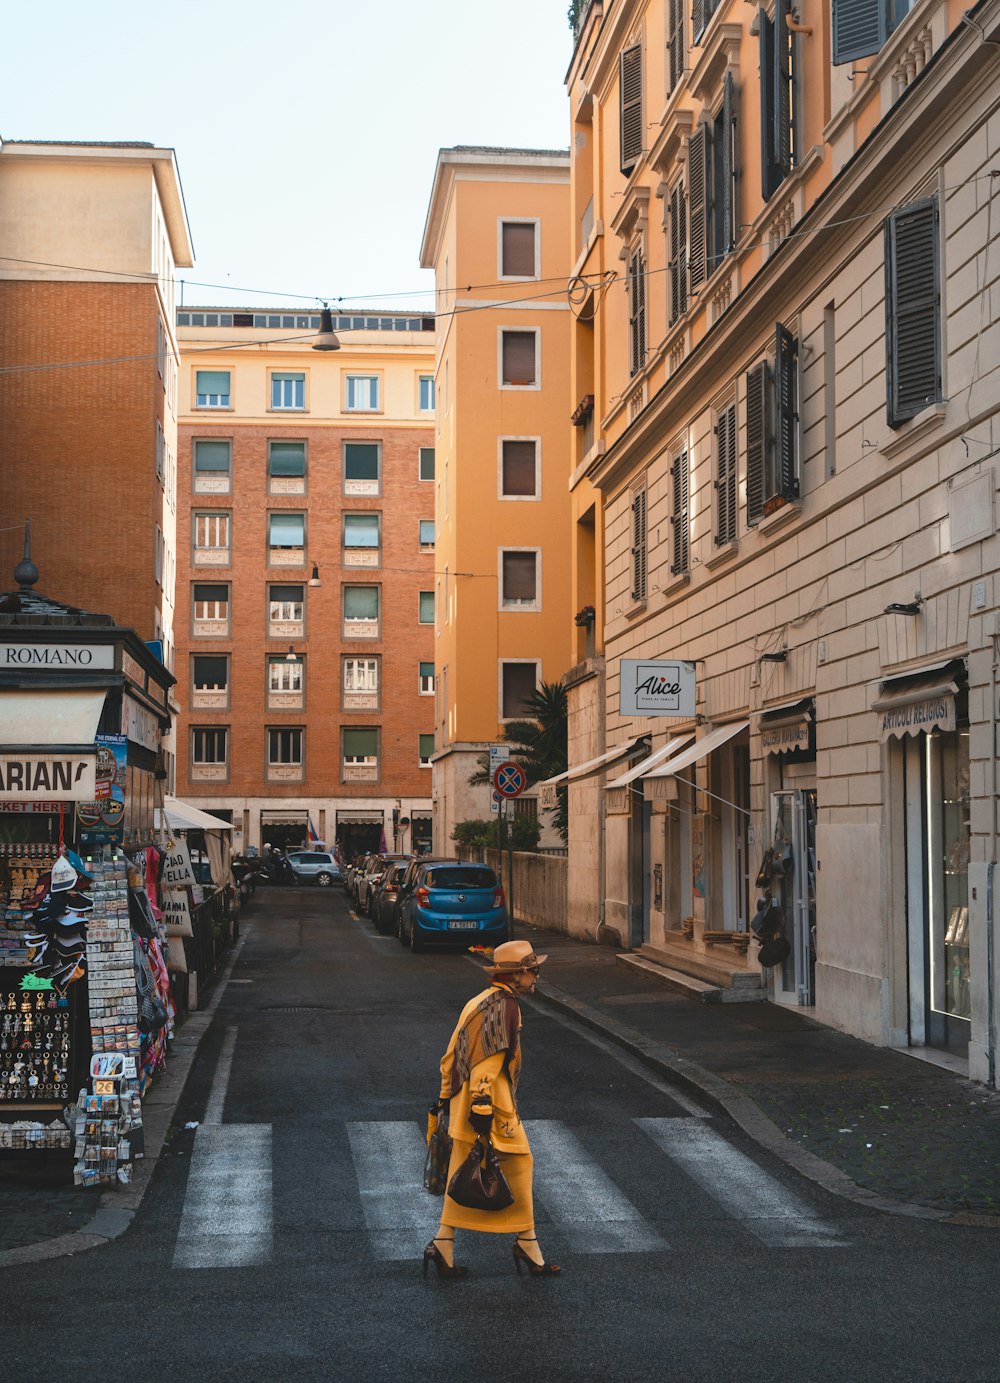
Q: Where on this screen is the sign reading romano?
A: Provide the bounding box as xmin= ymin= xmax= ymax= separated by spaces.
xmin=620 ymin=659 xmax=696 ymax=718
xmin=1 ymin=643 xmax=115 ymax=670
xmin=0 ymin=753 xmax=96 ymax=800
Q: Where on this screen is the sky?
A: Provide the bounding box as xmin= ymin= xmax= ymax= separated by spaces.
xmin=1 ymin=0 xmax=574 ymax=309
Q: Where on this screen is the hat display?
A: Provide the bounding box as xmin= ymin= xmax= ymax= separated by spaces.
xmin=488 ymin=939 xmax=548 ymax=972
xmin=50 ymin=854 xmax=78 ymax=892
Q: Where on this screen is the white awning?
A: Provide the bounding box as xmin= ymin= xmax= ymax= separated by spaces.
xmin=872 ymin=666 xmax=959 ymax=741
xmin=759 ymin=698 xmax=813 ymax=754
xmin=0 ymin=689 xmax=106 ymax=746
xmin=336 ymin=809 xmax=384 ymax=824
xmin=539 ymin=739 xmax=648 ymax=788
xmin=156 ymin=796 xmax=234 ymax=833
xmin=644 ymin=720 xmax=750 ymax=779
xmin=606 ymin=733 xmax=695 ymax=789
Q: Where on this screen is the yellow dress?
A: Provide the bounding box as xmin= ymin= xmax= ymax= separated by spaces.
xmin=438 ymin=982 xmax=534 ymax=1234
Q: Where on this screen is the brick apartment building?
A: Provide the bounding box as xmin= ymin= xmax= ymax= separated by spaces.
xmin=174 ymin=307 xmax=437 ymax=856
xmin=0 ymin=140 xmax=193 ymax=656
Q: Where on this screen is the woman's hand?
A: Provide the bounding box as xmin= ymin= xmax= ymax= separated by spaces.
xmin=468 ymin=1099 xmax=494 ymax=1136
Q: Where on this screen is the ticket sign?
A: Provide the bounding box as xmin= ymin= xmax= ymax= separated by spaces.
xmin=620 ymin=660 xmax=696 ymax=718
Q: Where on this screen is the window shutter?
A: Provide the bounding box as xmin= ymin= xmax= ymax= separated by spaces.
xmin=885 ymin=200 xmax=941 ymax=427
xmin=502 ymin=222 xmax=536 ymax=277
xmin=502 ymin=551 xmax=537 ymax=602
xmin=629 ymin=248 xmax=646 ymax=376
xmin=746 ymin=363 xmax=767 ymax=525
xmin=502 ymin=331 xmax=537 ymax=386
xmin=620 ymin=44 xmax=644 ymax=175
xmin=688 ymin=125 xmax=708 ymax=291
xmin=775 ymin=323 xmax=799 ymax=499
xmin=759 ymin=9 xmax=778 ymax=200
xmin=630 ymin=487 xmax=647 ymax=602
xmin=669 ymin=183 xmax=688 ymax=324
xmin=668 ymin=0 xmax=684 ymax=91
xmin=832 ymin=0 xmax=886 ymax=64
xmin=671 ymin=451 xmax=690 ymax=575
xmin=715 ymin=404 xmax=738 ymax=545
xmin=692 ymin=0 xmax=707 ymax=44
xmin=721 ymin=71 xmax=738 ymax=257
xmin=502 ymin=440 xmax=537 ymax=496
xmin=774 ymin=0 xmax=793 ymax=184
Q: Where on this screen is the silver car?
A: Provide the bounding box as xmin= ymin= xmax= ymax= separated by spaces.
xmin=284 ymin=851 xmax=342 ymax=887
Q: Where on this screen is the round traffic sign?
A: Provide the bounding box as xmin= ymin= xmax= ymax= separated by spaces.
xmin=492 ymin=762 xmax=527 ymax=798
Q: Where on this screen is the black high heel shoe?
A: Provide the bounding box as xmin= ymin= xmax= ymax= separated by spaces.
xmin=422 ymin=1239 xmax=467 ymax=1279
xmin=512 ymin=1238 xmax=562 ymax=1277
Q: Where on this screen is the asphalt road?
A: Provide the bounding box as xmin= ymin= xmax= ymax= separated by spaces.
xmin=4 ymin=887 xmax=1000 ymax=1383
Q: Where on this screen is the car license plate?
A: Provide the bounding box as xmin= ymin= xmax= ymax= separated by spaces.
xmin=448 ymin=920 xmax=476 ymax=930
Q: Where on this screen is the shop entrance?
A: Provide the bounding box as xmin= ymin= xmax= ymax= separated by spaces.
xmin=902 ymin=730 xmax=971 ymax=1057
xmin=260 ymin=812 xmax=308 ymax=854
xmin=770 ymin=789 xmax=817 ymax=1006
xmin=336 ymin=813 xmax=384 ymax=862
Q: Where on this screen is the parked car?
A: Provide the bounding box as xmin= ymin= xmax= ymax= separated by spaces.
xmin=358 ymin=853 xmax=411 ymax=916
xmin=397 ymin=859 xmax=507 ymax=952
xmin=370 ymin=860 xmax=411 ymax=936
xmin=284 ymin=850 xmax=342 ymax=887
xmin=347 ymin=854 xmax=374 ymax=904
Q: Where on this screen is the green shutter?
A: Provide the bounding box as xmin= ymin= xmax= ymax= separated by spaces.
xmin=746 ymin=362 xmax=767 ymax=525
xmin=832 ymin=0 xmax=886 ymax=65
xmin=775 ymin=324 xmax=799 ymax=499
xmin=885 ymin=199 xmax=941 ymax=427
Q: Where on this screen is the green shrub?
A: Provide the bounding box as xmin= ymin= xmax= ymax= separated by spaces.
xmin=451 ymin=817 xmax=541 ymax=852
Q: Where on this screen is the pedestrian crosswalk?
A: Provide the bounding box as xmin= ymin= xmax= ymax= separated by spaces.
xmin=174 ymin=1113 xmax=848 ymax=1269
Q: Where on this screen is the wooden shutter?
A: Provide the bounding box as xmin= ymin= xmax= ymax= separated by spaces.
xmin=668 ymin=0 xmax=684 ymax=91
xmin=501 ymin=440 xmax=537 ymax=496
xmin=775 ymin=323 xmax=799 ymax=499
xmin=502 ymin=551 xmax=537 ymax=602
xmin=759 ymin=10 xmax=778 ymax=200
xmin=502 ymin=331 xmax=537 ymax=386
xmin=885 ymin=200 xmax=940 ymax=426
xmin=688 ymin=125 xmax=708 ymax=290
xmin=832 ymin=0 xmax=886 ymax=65
xmin=774 ymin=0 xmax=793 ymax=185
xmin=692 ymin=0 xmax=707 ymax=44
xmin=620 ymin=44 xmax=644 ymax=175
xmin=746 ymin=362 xmax=767 ymax=525
xmin=669 ymin=182 xmax=688 ymax=324
xmin=502 ymin=222 xmax=536 ymax=277
xmin=629 ymin=248 xmax=646 ymax=376
xmin=671 ymin=451 xmax=690 ymax=575
xmin=630 ymin=486 xmax=647 ymax=601
xmin=715 ymin=404 xmax=738 ymax=545
xmin=721 ymin=71 xmax=738 ymax=257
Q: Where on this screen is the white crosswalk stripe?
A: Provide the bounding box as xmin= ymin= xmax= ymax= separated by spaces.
xmin=172 ymin=1124 xmax=274 ymax=1269
xmin=347 ymin=1120 xmax=436 ymax=1261
xmin=636 ymin=1118 xmax=849 ymax=1248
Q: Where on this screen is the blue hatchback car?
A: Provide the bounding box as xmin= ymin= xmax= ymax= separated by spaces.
xmin=399 ymin=860 xmax=508 ymax=952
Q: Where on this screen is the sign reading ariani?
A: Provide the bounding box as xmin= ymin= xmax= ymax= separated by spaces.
xmin=0 ymin=753 xmax=96 ymax=800
xmin=620 ymin=660 xmax=697 ymax=718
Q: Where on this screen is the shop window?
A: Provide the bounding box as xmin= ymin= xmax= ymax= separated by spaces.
xmin=419 ymin=661 xmax=435 ymax=695
xmin=195 ymin=370 xmax=230 ymax=408
xmin=268 ymin=442 xmax=306 ymax=494
xmin=885 ymin=198 xmax=941 ymax=428
xmin=419 ymin=375 xmax=435 ymax=411
xmin=192 ymin=582 xmax=230 ymax=634
xmin=688 ymin=73 xmax=738 ymax=291
xmin=619 ymin=42 xmax=643 ymax=176
xmin=419 ymin=519 xmax=435 ymax=551
xmin=670 ymin=448 xmax=690 ymax=576
xmin=419 ymin=734 xmax=435 ymax=768
xmin=345 ymin=374 xmax=380 ymax=412
xmin=747 ymin=324 xmax=799 ymax=524
xmin=343 ymin=584 xmax=380 ymax=637
xmin=270 ymin=372 xmax=305 ymax=410
xmin=418 ymin=590 xmax=435 ymax=625
xmin=500 ymin=330 xmax=538 ymax=388
xmin=500 ymin=550 xmax=539 ymax=609
xmin=344 ymin=442 xmax=381 ymax=495
xmin=629 ymin=481 xmax=647 ymax=604
xmin=268 ymin=583 xmax=304 ymax=636
xmin=714 ymin=401 xmax=738 ymax=547
xmin=500 ymin=439 xmax=539 ymax=498
xmin=501 ymin=661 xmax=539 ymax=720
xmin=500 ymin=220 xmax=538 ymax=278
xmin=193 ymin=439 xmax=231 ymax=494
xmin=419 ymin=446 xmax=435 ymax=481
xmin=193 ymin=512 xmax=231 ymax=565
xmin=268 ymin=512 xmax=305 ymax=564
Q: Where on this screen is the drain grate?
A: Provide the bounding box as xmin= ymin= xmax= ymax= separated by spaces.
xmin=257 ymin=1004 xmax=335 ymax=1013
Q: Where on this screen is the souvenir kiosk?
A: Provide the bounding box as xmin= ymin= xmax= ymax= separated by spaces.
xmin=0 ymin=542 xmax=175 ymax=1185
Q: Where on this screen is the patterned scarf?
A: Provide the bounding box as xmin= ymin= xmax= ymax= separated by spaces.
xmin=449 ymin=983 xmax=521 ymax=1097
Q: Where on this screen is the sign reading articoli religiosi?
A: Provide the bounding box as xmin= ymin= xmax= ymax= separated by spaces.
xmin=620 ymin=660 xmax=696 ymax=718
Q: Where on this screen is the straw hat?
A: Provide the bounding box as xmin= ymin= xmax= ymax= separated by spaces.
xmin=488 ymin=939 xmax=548 ymax=973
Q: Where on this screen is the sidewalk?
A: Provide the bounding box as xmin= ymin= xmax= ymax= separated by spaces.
xmin=521 ymin=922 xmax=1000 ymax=1224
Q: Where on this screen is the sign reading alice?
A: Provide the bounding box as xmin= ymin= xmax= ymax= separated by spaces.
xmin=620 ymin=660 xmax=697 ymax=718
xmin=0 ymin=753 xmax=96 ymax=800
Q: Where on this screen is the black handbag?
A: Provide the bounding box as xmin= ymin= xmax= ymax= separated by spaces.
xmin=447 ymin=1136 xmax=514 ymax=1212
xmin=423 ymin=1104 xmax=452 ymax=1196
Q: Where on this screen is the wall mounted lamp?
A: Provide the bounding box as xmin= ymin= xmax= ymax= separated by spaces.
xmin=308 ymin=564 xmax=321 ymax=588
xmin=759 ymin=650 xmax=788 ymax=663
xmin=884 ymin=597 xmax=923 ymax=616
xmin=285 ymin=644 xmax=298 ymax=662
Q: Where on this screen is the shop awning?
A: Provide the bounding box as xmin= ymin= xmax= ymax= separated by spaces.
xmin=872 ymin=664 xmax=960 ymax=741
xmin=539 ymin=738 xmax=650 ymax=789
xmin=605 ymin=733 xmax=695 ymax=789
xmin=336 ymin=809 xmax=384 ymax=824
xmin=0 ymin=689 xmax=106 ymax=746
xmin=759 ymin=698 xmax=814 ymax=754
xmin=156 ymin=796 xmax=234 ymax=833
xmin=644 ymin=720 xmax=750 ymax=780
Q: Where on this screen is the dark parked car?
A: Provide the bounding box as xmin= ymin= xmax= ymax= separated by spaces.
xmin=358 ymin=854 xmax=410 ymax=916
xmin=284 ymin=850 xmax=342 ymax=887
xmin=371 ymin=860 xmax=411 ymax=936
xmin=346 ymin=854 xmax=373 ymax=904
xmin=397 ymin=859 xmax=507 ymax=952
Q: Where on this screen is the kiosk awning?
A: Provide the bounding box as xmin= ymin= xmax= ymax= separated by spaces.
xmin=606 ymin=734 xmax=695 ymax=789
xmin=872 ymin=664 xmax=960 ymax=741
xmin=0 ymin=688 xmax=105 ymax=746
xmin=156 ymin=797 xmax=234 ymax=833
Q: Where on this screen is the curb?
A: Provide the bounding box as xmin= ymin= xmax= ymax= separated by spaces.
xmin=0 ymin=930 xmax=248 ymax=1268
xmin=532 ymin=979 xmax=997 ymax=1226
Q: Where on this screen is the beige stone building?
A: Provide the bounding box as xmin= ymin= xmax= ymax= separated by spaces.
xmin=564 ymin=0 xmax=1000 ymax=1085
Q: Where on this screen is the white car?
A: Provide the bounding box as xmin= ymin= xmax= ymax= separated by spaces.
xmin=284 ymin=851 xmax=342 ymax=887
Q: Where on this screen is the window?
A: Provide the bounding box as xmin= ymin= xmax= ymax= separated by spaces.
xmin=667 ymin=0 xmax=685 ymax=92
xmin=630 ymin=482 xmax=647 ymax=603
xmin=627 ymin=246 xmax=647 ymax=377
xmin=194 ymin=512 xmax=230 ymax=562
xmin=619 ymin=42 xmax=643 ymax=176
xmin=269 ymin=513 xmax=305 ymax=553
xmin=832 ymin=0 xmax=914 ymax=64
xmin=500 ymin=439 xmax=539 ymax=498
xmin=418 ymin=590 xmax=435 ymax=624
xmin=501 ymin=662 xmax=538 ymax=719
xmin=268 ymin=728 xmax=303 ymax=767
xmin=344 ymin=514 xmax=380 ymax=550
xmin=343 ymin=728 xmax=378 ymax=764
xmin=419 ymin=375 xmax=435 ymax=411
xmin=419 ymin=734 xmax=435 ymax=768
xmin=747 ymin=324 xmax=799 ymax=524
xmin=419 ymin=661 xmax=435 ymax=694
xmin=692 ymin=0 xmax=722 ymax=43
xmin=419 ymin=447 xmax=435 ymax=481
xmin=193 ymin=582 xmax=229 ymax=624
xmin=192 ymin=727 xmax=228 ymax=765
xmin=195 ymin=370 xmax=230 ymax=408
xmin=668 ymin=182 xmax=688 ymax=326
xmin=343 ymin=584 xmax=380 ymax=630
xmin=343 ymin=442 xmax=381 ymax=494
xmin=269 ymin=584 xmax=304 ymax=628
xmin=688 ymin=74 xmax=738 ymax=291
xmin=270 ymin=372 xmax=305 ymax=410
xmin=500 ymin=330 xmax=538 ymax=388
xmin=268 ymin=441 xmax=306 ymax=478
xmin=268 ymin=657 xmax=303 ymax=693
xmin=193 ymin=439 xmax=231 ymax=493
xmin=344 ymin=657 xmax=379 ymax=692
xmin=500 ymin=550 xmax=539 ymax=608
xmin=419 ymin=519 xmax=435 ymax=550
xmin=155 ymin=525 xmax=164 ymax=586
xmin=670 ymin=448 xmax=690 ymax=576
xmin=714 ymin=401 xmax=738 ymax=546
xmin=345 ymin=374 xmax=380 ymax=411
xmin=885 ymin=199 xmax=941 ymax=428
xmin=500 ymin=221 xmax=537 ymax=278
xmin=760 ymin=0 xmax=795 ymax=201
xmin=156 ymin=421 xmax=165 ymax=484
xmin=193 ymin=655 xmax=228 ymax=694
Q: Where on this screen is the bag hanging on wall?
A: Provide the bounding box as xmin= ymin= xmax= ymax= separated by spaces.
xmin=447 ymin=1136 xmax=515 ymax=1212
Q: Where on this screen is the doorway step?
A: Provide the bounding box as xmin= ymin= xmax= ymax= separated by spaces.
xmin=619 ymin=935 xmax=765 ymax=1003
